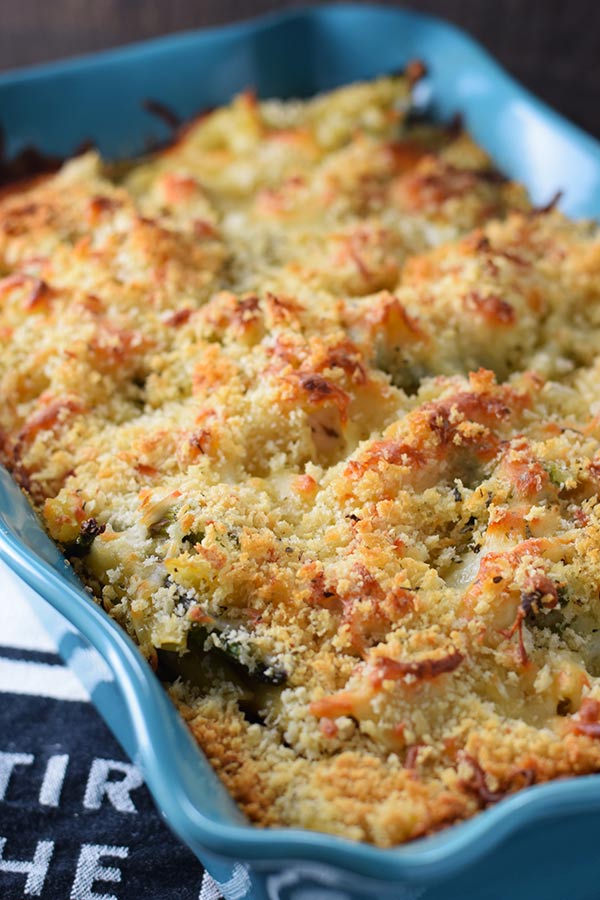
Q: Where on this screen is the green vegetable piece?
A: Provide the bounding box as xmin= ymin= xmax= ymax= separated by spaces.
xmin=63 ymin=518 xmax=105 ymax=558
xmin=188 ymin=623 xmax=287 ymax=686
xmin=148 ymin=509 xmax=177 ymax=537
xmin=546 ymin=462 xmax=567 ymax=487
xmin=182 ymin=528 xmax=205 ymax=546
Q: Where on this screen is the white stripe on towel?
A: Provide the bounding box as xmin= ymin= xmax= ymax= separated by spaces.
xmin=0 ymin=561 xmax=58 ymax=653
xmin=199 ymin=872 xmax=224 ymax=900
xmin=0 ymin=656 xmax=89 ymax=702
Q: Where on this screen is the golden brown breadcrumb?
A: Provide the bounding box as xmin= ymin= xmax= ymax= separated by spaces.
xmin=2 ymin=75 xmax=600 ymax=846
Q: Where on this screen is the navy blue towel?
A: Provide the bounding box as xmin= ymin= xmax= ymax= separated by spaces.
xmin=0 ymin=563 xmax=224 ymax=900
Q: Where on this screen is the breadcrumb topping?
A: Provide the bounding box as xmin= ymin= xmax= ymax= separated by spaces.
xmin=3 ymin=75 xmax=600 ymax=845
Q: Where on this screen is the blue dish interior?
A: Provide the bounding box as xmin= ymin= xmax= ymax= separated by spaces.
xmin=2 ymin=4 xmax=600 ymax=217
xmin=2 ymin=5 xmax=600 ymax=896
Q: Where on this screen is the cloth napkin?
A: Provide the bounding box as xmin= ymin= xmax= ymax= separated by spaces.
xmin=0 ymin=561 xmax=224 ymax=900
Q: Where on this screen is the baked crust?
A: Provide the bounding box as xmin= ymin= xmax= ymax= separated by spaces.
xmin=3 ymin=76 xmax=600 ymax=845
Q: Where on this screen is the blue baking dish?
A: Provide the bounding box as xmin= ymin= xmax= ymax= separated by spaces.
xmin=2 ymin=6 xmax=600 ymax=899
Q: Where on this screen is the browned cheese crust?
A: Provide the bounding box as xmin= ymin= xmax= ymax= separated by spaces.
xmin=2 ymin=76 xmax=600 ymax=846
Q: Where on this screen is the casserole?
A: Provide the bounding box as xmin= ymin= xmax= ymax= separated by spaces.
xmin=2 ymin=5 xmax=600 ymax=898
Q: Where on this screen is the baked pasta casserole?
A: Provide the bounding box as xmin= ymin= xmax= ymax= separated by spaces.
xmin=3 ymin=73 xmax=600 ymax=846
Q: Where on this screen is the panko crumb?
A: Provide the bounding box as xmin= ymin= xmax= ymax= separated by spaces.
xmin=3 ymin=75 xmax=600 ymax=846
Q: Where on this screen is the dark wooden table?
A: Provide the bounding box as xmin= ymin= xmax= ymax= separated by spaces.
xmin=0 ymin=1 xmax=598 ymax=138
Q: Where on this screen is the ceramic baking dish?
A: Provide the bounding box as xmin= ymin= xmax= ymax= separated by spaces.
xmin=2 ymin=6 xmax=600 ymax=899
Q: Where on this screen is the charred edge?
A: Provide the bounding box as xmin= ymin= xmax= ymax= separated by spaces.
xmin=532 ymin=190 xmax=563 ymax=216
xmin=143 ymin=98 xmax=182 ymax=131
xmin=371 ymin=650 xmax=464 ymax=686
xmin=460 ymin=753 xmax=536 ymax=808
xmin=62 ymin=517 xmax=106 ymax=558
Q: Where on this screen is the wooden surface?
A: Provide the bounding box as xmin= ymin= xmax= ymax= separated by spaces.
xmin=0 ymin=0 xmax=598 ymax=137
